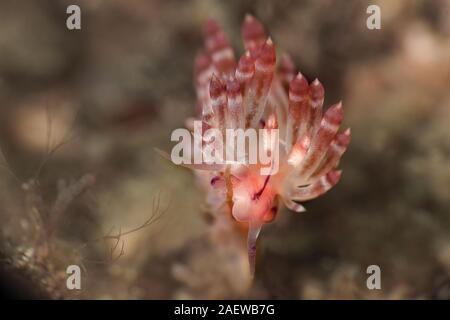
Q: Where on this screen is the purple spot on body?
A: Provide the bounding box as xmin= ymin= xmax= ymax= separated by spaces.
xmin=211 ymin=176 xmax=219 ymax=185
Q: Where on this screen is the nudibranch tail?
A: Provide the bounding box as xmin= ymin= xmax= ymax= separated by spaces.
xmin=247 ymin=221 xmax=262 ymax=277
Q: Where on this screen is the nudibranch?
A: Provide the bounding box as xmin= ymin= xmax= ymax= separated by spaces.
xmin=164 ymin=15 xmax=350 ymax=276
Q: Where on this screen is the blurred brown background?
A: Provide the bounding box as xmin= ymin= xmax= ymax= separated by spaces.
xmin=0 ymin=0 xmax=449 ymax=299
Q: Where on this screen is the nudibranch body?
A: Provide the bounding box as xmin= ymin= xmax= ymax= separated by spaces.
xmin=172 ymin=15 xmax=350 ymax=276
